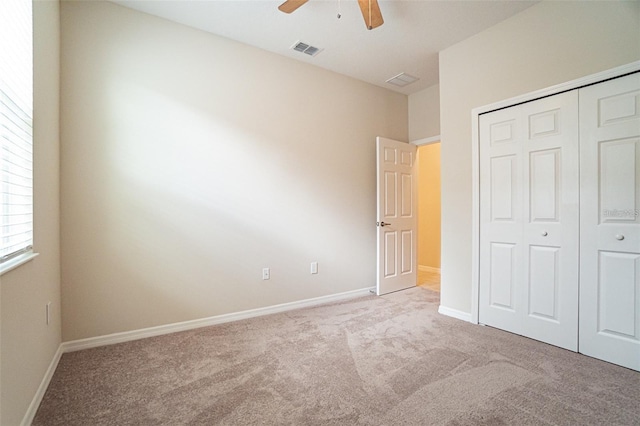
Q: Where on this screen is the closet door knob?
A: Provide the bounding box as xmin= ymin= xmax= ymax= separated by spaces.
xmin=616 ymin=234 xmax=625 ymax=241
xmin=541 ymin=231 xmax=548 ymax=237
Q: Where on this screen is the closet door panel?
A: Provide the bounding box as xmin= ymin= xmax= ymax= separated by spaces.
xmin=479 ymin=107 xmax=524 ymax=335
xmin=489 ymin=242 xmax=517 ymax=311
xmin=528 ymin=245 xmax=560 ymax=321
xmin=479 ymin=91 xmax=579 ymax=351
xmin=529 ymin=149 xmax=560 ymax=222
xmin=579 ymin=72 xmax=640 ymax=371
xmin=597 ymin=252 xmax=639 ymax=339
xmin=521 ymin=91 xmax=579 ymax=351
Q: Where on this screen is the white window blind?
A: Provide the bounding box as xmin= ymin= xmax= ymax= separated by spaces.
xmin=0 ymin=0 xmax=33 ymax=263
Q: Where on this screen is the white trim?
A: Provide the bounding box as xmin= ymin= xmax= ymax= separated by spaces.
xmin=418 ymin=265 xmax=440 ymax=273
xmin=472 ymin=61 xmax=640 ymax=117
xmin=62 ymin=287 xmax=375 ymax=353
xmin=0 ymin=252 xmax=39 ymax=276
xmin=21 ymin=345 xmax=63 ymax=426
xmin=438 ymin=305 xmax=472 ymax=323
xmin=411 ymin=135 xmax=440 ymax=146
xmin=471 ymin=105 xmax=480 ymax=324
xmin=470 ymin=61 xmax=640 ymax=324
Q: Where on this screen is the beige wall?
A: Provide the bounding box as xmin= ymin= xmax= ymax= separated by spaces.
xmin=60 ymin=1 xmax=408 ymax=341
xmin=408 ymin=84 xmax=440 ymax=141
xmin=417 ymin=143 xmax=441 ymax=269
xmin=439 ymin=1 xmax=640 ymax=314
xmin=0 ymin=1 xmax=62 ymax=424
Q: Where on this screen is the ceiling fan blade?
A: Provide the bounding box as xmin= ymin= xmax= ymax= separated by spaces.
xmin=357 ymin=0 xmax=384 ymax=30
xmin=278 ymin=0 xmax=309 ymax=14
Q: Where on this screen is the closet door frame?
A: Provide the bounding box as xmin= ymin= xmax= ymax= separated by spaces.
xmin=471 ymin=60 xmax=640 ymax=324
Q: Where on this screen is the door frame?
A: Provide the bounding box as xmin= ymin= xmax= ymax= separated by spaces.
xmin=470 ymin=60 xmax=640 ymax=324
xmin=412 ymin=135 xmax=441 ymax=147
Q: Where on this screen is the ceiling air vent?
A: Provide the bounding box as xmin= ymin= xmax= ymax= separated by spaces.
xmin=386 ymin=72 xmax=420 ymax=87
xmin=291 ymin=41 xmax=323 ymax=57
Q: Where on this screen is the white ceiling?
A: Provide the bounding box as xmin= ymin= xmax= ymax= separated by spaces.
xmin=111 ymin=0 xmax=538 ymax=95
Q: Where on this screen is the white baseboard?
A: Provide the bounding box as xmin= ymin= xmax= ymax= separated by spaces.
xmin=418 ymin=265 xmax=440 ymax=273
xmin=62 ymin=287 xmax=375 ymax=353
xmin=21 ymin=345 xmax=63 ymax=426
xmin=438 ymin=305 xmax=472 ymax=322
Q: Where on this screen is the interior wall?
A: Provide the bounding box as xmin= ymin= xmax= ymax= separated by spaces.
xmin=408 ymin=84 xmax=440 ymax=141
xmin=0 ymin=1 xmax=62 ymax=424
xmin=439 ymin=0 xmax=640 ymax=314
xmin=417 ymin=143 xmax=441 ymax=270
xmin=60 ymin=1 xmax=408 ymax=341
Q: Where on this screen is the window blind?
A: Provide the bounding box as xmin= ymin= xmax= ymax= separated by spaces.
xmin=0 ymin=0 xmax=33 ymax=263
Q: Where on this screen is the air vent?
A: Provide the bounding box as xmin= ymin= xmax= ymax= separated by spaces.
xmin=291 ymin=41 xmax=323 ymax=57
xmin=386 ymin=72 xmax=420 ymax=87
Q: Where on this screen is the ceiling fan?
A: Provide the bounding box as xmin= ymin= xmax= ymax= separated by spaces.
xmin=278 ymin=0 xmax=384 ymax=30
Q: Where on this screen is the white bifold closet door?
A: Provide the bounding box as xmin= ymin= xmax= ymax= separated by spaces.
xmin=579 ymin=73 xmax=640 ymax=371
xmin=479 ymin=91 xmax=580 ymax=351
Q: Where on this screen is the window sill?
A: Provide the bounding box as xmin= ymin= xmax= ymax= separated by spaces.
xmin=0 ymin=252 xmax=39 ymax=276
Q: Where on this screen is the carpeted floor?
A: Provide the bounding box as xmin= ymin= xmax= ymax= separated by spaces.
xmin=34 ymin=287 xmax=640 ymax=425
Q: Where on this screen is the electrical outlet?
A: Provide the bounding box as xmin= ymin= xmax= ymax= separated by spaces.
xmin=46 ymin=302 xmax=51 ymax=325
xmin=311 ymin=262 xmax=318 ymax=274
xmin=262 ymin=268 xmax=270 ymax=280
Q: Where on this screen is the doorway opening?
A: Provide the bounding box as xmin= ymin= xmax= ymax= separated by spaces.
xmin=416 ymin=142 xmax=441 ymax=292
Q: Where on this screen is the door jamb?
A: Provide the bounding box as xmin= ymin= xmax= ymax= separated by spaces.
xmin=470 ymin=61 xmax=640 ymax=325
xmin=411 ymin=135 xmax=440 ymax=146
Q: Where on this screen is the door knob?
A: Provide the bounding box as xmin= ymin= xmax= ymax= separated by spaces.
xmin=541 ymin=231 xmax=548 ymax=237
xmin=378 ymin=221 xmax=392 ymax=227
xmin=616 ymin=234 xmax=625 ymax=241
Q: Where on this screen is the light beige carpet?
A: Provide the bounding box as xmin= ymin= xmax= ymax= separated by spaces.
xmin=34 ymin=287 xmax=640 ymax=425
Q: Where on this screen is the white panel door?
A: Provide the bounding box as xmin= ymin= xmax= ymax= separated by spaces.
xmin=376 ymin=137 xmax=417 ymax=295
xmin=479 ymin=106 xmax=524 ymax=335
xmin=579 ymin=72 xmax=640 ymax=371
xmin=479 ymin=91 xmax=579 ymax=351
xmin=520 ymin=93 xmax=579 ymax=350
